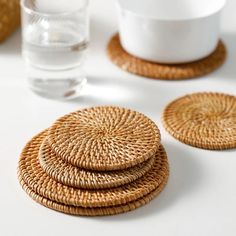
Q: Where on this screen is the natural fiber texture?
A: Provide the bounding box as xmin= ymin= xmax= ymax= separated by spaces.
xmin=18 ymin=173 xmax=168 ymax=216
xmin=47 ymin=106 xmax=161 ymax=171
xmin=0 ymin=0 xmax=20 ymax=43
xmin=163 ymin=92 xmax=236 ymax=150
xmin=39 ymin=139 xmax=156 ymax=189
xmin=107 ymin=34 xmax=226 ymax=80
xmin=18 ymin=130 xmax=169 ymax=208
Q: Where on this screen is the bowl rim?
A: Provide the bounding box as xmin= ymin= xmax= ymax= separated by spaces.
xmin=116 ymin=0 xmax=226 ymax=22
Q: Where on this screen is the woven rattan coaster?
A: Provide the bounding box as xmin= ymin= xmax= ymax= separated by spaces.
xmin=107 ymin=34 xmax=226 ymax=80
xmin=18 ymin=174 xmax=168 ymax=216
xmin=18 ymin=130 xmax=169 ymax=208
xmin=47 ymin=106 xmax=161 ymax=171
xmin=0 ymin=0 xmax=20 ymax=43
xmin=39 ymin=139 xmax=155 ymax=189
xmin=163 ymin=92 xmax=236 ymax=150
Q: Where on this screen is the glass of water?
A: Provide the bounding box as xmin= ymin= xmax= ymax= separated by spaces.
xmin=21 ymin=0 xmax=89 ymax=100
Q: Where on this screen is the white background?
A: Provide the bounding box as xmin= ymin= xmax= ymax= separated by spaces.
xmin=0 ymin=0 xmax=236 ymax=235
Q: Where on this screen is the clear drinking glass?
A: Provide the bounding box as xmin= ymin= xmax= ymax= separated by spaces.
xmin=21 ymin=0 xmax=89 ymax=100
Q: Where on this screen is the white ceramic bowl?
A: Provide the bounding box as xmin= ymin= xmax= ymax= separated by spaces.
xmin=117 ymin=0 xmax=226 ymax=64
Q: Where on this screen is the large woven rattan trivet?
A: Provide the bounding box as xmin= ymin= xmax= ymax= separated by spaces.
xmin=107 ymin=34 xmax=227 ymax=80
xmin=163 ymin=92 xmax=236 ymax=150
xmin=39 ymin=139 xmax=155 ymax=189
xmin=47 ymin=106 xmax=161 ymax=171
xmin=18 ymin=130 xmax=169 ymax=208
xmin=18 ymin=174 xmax=168 ymax=216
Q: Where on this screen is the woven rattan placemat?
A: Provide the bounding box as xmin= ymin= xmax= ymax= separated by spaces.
xmin=162 ymin=92 xmax=236 ymax=150
xmin=47 ymin=106 xmax=161 ymax=171
xmin=18 ymin=130 xmax=169 ymax=208
xmin=18 ymin=173 xmax=168 ymax=216
xmin=39 ymin=139 xmax=156 ymax=189
xmin=107 ymin=34 xmax=226 ymax=80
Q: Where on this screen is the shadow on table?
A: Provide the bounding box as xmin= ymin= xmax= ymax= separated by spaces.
xmin=0 ymin=29 xmax=21 ymax=55
xmin=69 ymin=74 xmax=184 ymax=115
xmin=92 ymin=141 xmax=205 ymax=221
xmin=69 ymin=32 xmax=236 ymax=110
xmin=213 ymin=31 xmax=236 ymax=83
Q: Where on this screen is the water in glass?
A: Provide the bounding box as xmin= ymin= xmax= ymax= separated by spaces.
xmin=21 ymin=0 xmax=89 ymax=99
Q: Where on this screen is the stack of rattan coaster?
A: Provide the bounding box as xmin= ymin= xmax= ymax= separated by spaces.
xmin=18 ymin=106 xmax=169 ymax=216
xmin=0 ymin=0 xmax=20 ymax=43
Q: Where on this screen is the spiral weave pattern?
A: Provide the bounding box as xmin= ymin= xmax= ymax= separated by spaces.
xmin=163 ymin=92 xmax=236 ymax=150
xmin=48 ymin=106 xmax=161 ymax=171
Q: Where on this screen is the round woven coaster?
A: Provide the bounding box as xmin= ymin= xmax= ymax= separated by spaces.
xmin=18 ymin=174 xmax=168 ymax=216
xmin=0 ymin=0 xmax=20 ymax=43
xmin=47 ymin=106 xmax=161 ymax=171
xmin=163 ymin=92 xmax=236 ymax=150
xmin=107 ymin=34 xmax=226 ymax=80
xmin=39 ymin=139 xmax=155 ymax=189
xmin=18 ymin=130 xmax=169 ymax=208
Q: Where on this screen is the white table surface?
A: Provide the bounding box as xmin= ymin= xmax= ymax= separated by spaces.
xmin=1 ymin=1 xmax=236 ymax=235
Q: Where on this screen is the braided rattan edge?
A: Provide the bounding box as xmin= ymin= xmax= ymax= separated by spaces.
xmin=39 ymin=139 xmax=156 ymax=189
xmin=18 ymin=170 xmax=169 ymax=216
